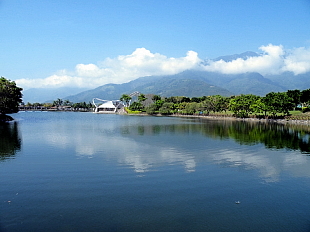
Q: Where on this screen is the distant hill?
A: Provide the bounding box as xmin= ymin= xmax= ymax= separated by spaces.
xmin=199 ymin=71 xmax=286 ymax=95
xmin=266 ymin=72 xmax=310 ymax=91
xmin=65 ymin=69 xmax=296 ymax=103
xmin=22 ymin=87 xmax=90 ymax=103
xmin=65 ymin=71 xmax=233 ymax=103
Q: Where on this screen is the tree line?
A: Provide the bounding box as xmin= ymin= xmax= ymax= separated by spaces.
xmin=124 ymin=89 xmax=310 ymax=118
xmin=21 ymin=98 xmax=93 ymax=111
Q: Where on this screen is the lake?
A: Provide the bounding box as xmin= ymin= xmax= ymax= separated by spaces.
xmin=1 ymin=112 xmax=310 ymax=232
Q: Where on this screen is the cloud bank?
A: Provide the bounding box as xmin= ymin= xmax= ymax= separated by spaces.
xmin=16 ymin=45 xmax=310 ymax=90
xmin=203 ymin=44 xmax=310 ymax=75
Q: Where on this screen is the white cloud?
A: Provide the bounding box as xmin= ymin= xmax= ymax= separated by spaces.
xmin=202 ymin=44 xmax=310 ymax=75
xmin=16 ymin=48 xmax=201 ymax=90
xmin=203 ymin=44 xmax=285 ymax=75
xmin=282 ymin=47 xmax=310 ymax=74
xmin=16 ymin=74 xmax=84 ymax=88
xmin=15 ymin=45 xmax=310 ymax=90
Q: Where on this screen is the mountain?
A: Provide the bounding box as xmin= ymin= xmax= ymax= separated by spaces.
xmin=266 ymin=71 xmax=310 ymax=91
xmin=200 ymin=71 xmax=286 ymax=95
xmin=64 ymin=69 xmax=291 ymax=103
xmin=213 ymin=51 xmax=260 ymax=62
xmin=22 ymin=87 xmax=90 ymax=103
xmin=131 ymin=75 xmax=232 ymax=97
xmin=65 ymin=71 xmax=233 ymax=103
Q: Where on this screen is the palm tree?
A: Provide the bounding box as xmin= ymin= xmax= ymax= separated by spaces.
xmin=152 ymin=95 xmax=161 ymax=102
xmin=138 ymin=93 xmax=147 ymax=103
xmin=63 ymin=100 xmax=72 ymax=106
xmin=53 ymin=98 xmax=63 ymax=110
xmin=120 ymin=94 xmax=132 ymax=107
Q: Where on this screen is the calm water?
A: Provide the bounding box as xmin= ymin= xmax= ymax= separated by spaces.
xmin=1 ymin=112 xmax=310 ymax=232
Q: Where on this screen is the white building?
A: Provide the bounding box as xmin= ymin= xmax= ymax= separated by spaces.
xmin=93 ymin=99 xmax=124 ymax=113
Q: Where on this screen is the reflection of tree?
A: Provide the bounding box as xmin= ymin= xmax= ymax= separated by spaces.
xmin=0 ymin=122 xmax=21 ymax=161
xmin=121 ymin=118 xmax=310 ymax=154
xmin=200 ymin=120 xmax=310 ymax=153
xmin=222 ymin=121 xmax=310 ymax=153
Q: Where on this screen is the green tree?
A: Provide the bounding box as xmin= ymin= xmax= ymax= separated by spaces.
xmin=43 ymin=103 xmax=53 ymax=108
xmin=138 ymin=93 xmax=147 ymax=103
xmin=26 ymin=102 xmax=33 ymax=107
xmin=203 ymin=95 xmax=229 ymax=113
xmin=129 ymin=102 xmax=143 ymax=111
xmin=145 ymin=104 xmax=158 ymax=115
xmin=287 ymin=89 xmax=301 ymax=110
xmin=191 ymin=97 xmax=201 ymax=103
xmin=301 ymin=89 xmax=310 ymax=109
xmin=72 ymin=102 xmax=91 ymax=111
xmin=263 ymin=92 xmax=293 ymax=117
xmin=229 ymin=94 xmax=259 ymax=117
xmin=252 ymin=98 xmax=268 ymax=116
xmin=159 ymin=102 xmax=174 ymax=115
xmin=53 ymin=98 xmax=63 ymax=107
xmin=183 ymin=102 xmax=199 ymax=115
xmin=0 ymin=77 xmax=23 ymax=122
xmin=145 ymin=98 xmax=165 ymax=115
xmin=63 ymin=99 xmax=72 ymax=106
xmin=152 ymin=95 xmax=161 ymax=102
xmin=120 ymin=94 xmax=132 ymax=107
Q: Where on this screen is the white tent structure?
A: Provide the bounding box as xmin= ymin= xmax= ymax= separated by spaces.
xmin=92 ymin=98 xmax=124 ymax=113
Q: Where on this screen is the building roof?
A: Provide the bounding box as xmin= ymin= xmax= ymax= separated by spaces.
xmin=98 ymin=101 xmax=117 ymax=108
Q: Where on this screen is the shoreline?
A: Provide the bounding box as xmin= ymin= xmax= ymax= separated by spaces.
xmin=17 ymin=110 xmax=310 ymax=126
xmin=124 ymin=112 xmax=310 ymax=125
xmin=171 ymin=114 xmax=310 ymax=125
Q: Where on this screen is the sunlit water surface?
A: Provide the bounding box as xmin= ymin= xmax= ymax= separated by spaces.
xmin=1 ymin=112 xmax=310 ymax=232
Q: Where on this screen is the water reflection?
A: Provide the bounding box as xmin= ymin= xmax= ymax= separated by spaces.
xmin=0 ymin=122 xmax=21 ymax=161
xmin=121 ymin=119 xmax=310 ymax=153
xmin=117 ymin=119 xmax=310 ymax=181
xmin=37 ymin=117 xmax=197 ymax=173
xmin=35 ymin=114 xmax=310 ymax=180
xmin=223 ymin=121 xmax=310 ymax=153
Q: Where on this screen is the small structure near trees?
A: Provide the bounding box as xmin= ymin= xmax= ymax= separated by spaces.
xmin=92 ymin=98 xmax=124 ymax=113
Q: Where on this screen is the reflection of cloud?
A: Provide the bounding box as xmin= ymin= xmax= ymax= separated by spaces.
xmin=211 ymin=147 xmax=310 ymax=183
xmin=82 ymin=136 xmax=196 ymax=173
xmin=43 ymin=124 xmax=196 ymax=173
xmin=160 ymin=148 xmax=196 ymax=172
xmin=46 ymin=133 xmax=70 ymax=149
xmin=210 ymin=148 xmax=280 ymax=182
xmin=284 ymin=154 xmax=304 ymax=166
xmin=76 ymin=145 xmax=95 ymax=158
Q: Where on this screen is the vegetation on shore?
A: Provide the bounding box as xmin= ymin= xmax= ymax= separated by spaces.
xmin=126 ymin=89 xmax=310 ymax=120
xmin=0 ymin=77 xmax=23 ymax=122
xmin=20 ymin=98 xmax=93 ymax=111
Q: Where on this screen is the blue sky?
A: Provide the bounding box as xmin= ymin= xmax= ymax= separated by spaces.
xmin=1 ymin=0 xmax=310 ymax=90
